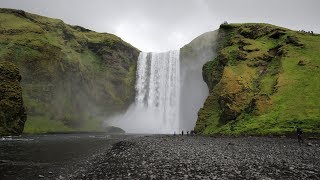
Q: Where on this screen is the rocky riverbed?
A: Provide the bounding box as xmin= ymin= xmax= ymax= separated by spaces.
xmin=73 ymin=135 xmax=320 ymax=179
xmin=1 ymin=134 xmax=320 ymax=179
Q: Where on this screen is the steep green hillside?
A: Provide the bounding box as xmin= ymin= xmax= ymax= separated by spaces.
xmin=0 ymin=9 xmax=139 ymax=134
xmin=196 ymin=23 xmax=320 ymax=136
xmin=0 ymin=61 xmax=26 ymax=135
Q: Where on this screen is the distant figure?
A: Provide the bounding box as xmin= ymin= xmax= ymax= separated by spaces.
xmin=174 ymin=131 xmax=176 ymax=136
xmin=181 ymin=130 xmax=184 ymax=136
xmin=230 ymin=124 xmax=235 ymax=132
xmin=187 ymin=131 xmax=189 ymax=136
xmin=297 ymin=127 xmax=303 ymax=143
xmin=190 ymin=130 xmax=195 ymax=135
xmin=311 ymin=31 xmax=314 ymax=35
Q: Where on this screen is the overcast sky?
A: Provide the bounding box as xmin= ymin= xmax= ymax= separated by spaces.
xmin=1 ymin=0 xmax=319 ymax=52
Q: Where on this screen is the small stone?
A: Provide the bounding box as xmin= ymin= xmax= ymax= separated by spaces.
xmin=307 ymin=143 xmax=313 ymax=146
xmin=195 ymin=175 xmax=202 ymax=179
xmin=48 ymin=172 xmax=53 ymax=175
xmin=307 ymin=170 xmax=315 ymax=174
xmin=38 ymin=175 xmax=44 ymax=178
xmin=289 ymin=167 xmax=294 ymax=170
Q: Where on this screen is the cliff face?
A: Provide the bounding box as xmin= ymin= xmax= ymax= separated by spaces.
xmin=0 ymin=61 xmax=26 ymax=135
xmin=0 ymin=9 xmax=139 ymax=133
xmin=196 ymin=23 xmax=320 ymax=135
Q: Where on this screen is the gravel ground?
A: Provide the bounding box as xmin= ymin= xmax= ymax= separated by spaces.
xmin=73 ymin=135 xmax=320 ymax=180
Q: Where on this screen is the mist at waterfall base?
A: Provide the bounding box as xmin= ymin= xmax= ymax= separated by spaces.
xmin=106 ymin=33 xmax=217 ymax=134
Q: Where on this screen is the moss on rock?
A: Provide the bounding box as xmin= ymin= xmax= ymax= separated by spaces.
xmin=0 ymin=8 xmax=139 ymax=133
xmin=0 ymin=61 xmax=26 ymax=135
xmin=196 ymin=23 xmax=320 ymax=136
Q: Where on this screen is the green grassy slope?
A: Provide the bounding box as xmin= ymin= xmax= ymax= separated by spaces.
xmin=0 ymin=9 xmax=139 ymax=134
xmin=196 ymin=23 xmax=320 ymax=136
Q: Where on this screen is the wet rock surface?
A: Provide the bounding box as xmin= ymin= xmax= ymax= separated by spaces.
xmin=74 ymin=135 xmax=320 ymax=179
xmin=0 ymin=133 xmax=136 ymax=180
xmin=0 ymin=61 xmax=26 ymax=136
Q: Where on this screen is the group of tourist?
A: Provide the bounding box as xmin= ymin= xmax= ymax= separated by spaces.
xmin=173 ymin=130 xmax=196 ymax=136
xmin=173 ymin=127 xmax=304 ymax=143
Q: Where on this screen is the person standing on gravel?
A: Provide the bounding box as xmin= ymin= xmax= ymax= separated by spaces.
xmin=296 ymin=127 xmax=303 ymax=143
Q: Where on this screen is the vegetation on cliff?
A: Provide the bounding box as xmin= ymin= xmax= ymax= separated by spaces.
xmin=0 ymin=9 xmax=139 ymax=134
xmin=196 ymin=23 xmax=320 ymax=136
xmin=0 ymin=61 xmax=26 ymax=135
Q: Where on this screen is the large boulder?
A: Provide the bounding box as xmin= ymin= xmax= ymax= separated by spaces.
xmin=0 ymin=61 xmax=27 ymax=135
xmin=104 ymin=126 xmax=125 ymax=134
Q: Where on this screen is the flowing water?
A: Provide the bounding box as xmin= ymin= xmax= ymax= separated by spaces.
xmin=110 ymin=50 xmax=181 ymax=134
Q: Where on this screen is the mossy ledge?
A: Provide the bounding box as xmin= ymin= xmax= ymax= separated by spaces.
xmin=0 ymin=8 xmax=140 ymax=134
xmin=196 ymin=23 xmax=320 ymax=136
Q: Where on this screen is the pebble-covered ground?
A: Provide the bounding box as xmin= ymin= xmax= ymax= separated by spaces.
xmin=73 ymin=135 xmax=320 ymax=180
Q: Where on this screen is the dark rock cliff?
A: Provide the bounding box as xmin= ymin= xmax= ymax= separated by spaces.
xmin=0 ymin=61 xmax=27 ymax=135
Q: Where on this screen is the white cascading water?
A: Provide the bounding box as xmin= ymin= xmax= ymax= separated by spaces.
xmin=136 ymin=50 xmax=181 ymax=131
xmin=109 ymin=50 xmax=181 ymax=134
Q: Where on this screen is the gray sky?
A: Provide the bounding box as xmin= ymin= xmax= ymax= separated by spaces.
xmin=1 ymin=0 xmax=319 ymax=52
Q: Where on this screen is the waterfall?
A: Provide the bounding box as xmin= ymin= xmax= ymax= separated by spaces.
xmin=110 ymin=50 xmax=181 ymax=134
xmin=136 ymin=51 xmax=181 ymax=131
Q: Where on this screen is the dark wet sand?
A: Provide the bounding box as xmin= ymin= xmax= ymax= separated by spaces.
xmin=1 ymin=134 xmax=320 ymax=179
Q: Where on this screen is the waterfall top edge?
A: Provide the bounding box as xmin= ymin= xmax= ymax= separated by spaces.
xmin=140 ymin=49 xmax=180 ymax=54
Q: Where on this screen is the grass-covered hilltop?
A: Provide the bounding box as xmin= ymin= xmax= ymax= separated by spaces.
xmin=0 ymin=8 xmax=139 ymax=134
xmin=196 ymin=23 xmax=320 ymax=136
